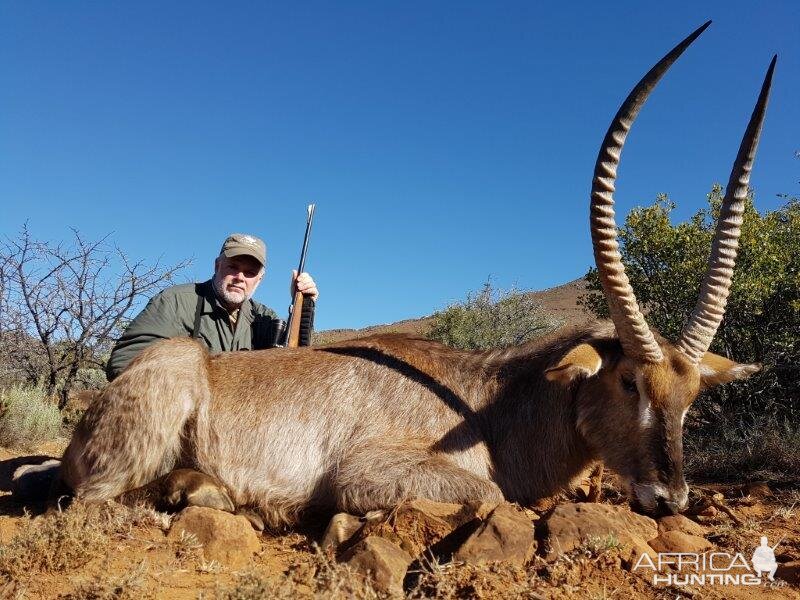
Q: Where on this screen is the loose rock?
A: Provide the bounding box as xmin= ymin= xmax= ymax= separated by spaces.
xmin=740 ymin=481 xmax=772 ymax=499
xmin=648 ymin=530 xmax=712 ymax=554
xmin=346 ymin=499 xmax=477 ymax=557
xmin=698 ymin=505 xmax=718 ymax=517
xmin=167 ymin=506 xmax=260 ymax=568
xmin=452 ymin=503 xmax=535 ymax=566
xmin=656 ymin=514 xmax=707 ymax=537
xmin=341 ymin=536 xmax=413 ymax=595
xmin=543 ymin=502 xmax=657 ymax=565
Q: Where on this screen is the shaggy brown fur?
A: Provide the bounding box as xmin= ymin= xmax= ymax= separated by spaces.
xmin=60 ymin=322 xmax=757 ymax=526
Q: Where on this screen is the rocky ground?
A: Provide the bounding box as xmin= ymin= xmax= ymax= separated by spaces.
xmin=0 ymin=443 xmax=798 ymax=599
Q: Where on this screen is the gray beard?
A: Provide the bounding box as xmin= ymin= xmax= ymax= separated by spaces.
xmin=212 ymin=277 xmax=249 ymax=309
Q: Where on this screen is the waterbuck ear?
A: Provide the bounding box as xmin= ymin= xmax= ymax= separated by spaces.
xmin=699 ymin=352 xmax=761 ymax=389
xmin=545 ymin=343 xmax=603 ymax=386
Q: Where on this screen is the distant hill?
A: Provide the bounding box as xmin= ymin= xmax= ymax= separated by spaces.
xmin=315 ymin=277 xmax=590 ymax=345
xmin=526 ymin=277 xmax=591 ymax=324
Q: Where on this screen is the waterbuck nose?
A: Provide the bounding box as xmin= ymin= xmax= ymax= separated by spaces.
xmin=655 ymin=486 xmax=689 ymax=515
xmin=656 ymin=496 xmax=681 ymax=515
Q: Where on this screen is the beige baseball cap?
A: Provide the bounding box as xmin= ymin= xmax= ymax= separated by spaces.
xmin=219 ymin=233 xmax=267 ymax=267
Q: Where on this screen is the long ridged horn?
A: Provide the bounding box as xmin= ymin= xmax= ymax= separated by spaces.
xmin=676 ymin=56 xmax=777 ymax=364
xmin=591 ymin=22 xmax=711 ymax=363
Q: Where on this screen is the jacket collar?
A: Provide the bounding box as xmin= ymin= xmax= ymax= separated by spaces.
xmin=201 ymin=279 xmax=255 ymax=325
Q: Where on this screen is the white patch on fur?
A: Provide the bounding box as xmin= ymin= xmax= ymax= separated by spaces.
xmin=730 ymin=364 xmax=758 ymax=379
xmin=636 ymin=373 xmax=653 ymax=428
xmin=681 ymin=407 xmax=689 ymax=426
xmin=700 ymin=362 xmax=759 ymax=381
xmin=699 ymin=363 xmax=716 ymax=378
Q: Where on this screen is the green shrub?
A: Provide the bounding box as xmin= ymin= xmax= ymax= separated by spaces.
xmin=579 ymin=186 xmax=799 ymax=479
xmin=426 ymin=281 xmax=563 ymax=350
xmin=70 ymin=367 xmax=108 ymax=391
xmin=580 ymin=189 xmax=799 ymax=422
xmin=0 ymin=385 xmax=62 ymax=449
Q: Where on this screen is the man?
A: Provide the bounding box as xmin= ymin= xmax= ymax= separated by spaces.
xmin=106 ymin=233 xmax=318 ymax=381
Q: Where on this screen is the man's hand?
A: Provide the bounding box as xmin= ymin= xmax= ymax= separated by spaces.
xmin=290 ymin=270 xmax=319 ymax=301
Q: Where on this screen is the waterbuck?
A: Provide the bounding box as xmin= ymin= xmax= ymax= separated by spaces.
xmin=60 ymin=23 xmax=774 ymax=525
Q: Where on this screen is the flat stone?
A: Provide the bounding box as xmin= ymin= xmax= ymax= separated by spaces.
xmin=341 ymin=536 xmax=413 ymax=595
xmin=740 ymin=482 xmax=772 ymax=499
xmin=452 ymin=503 xmax=535 ymax=566
xmin=648 ymin=530 xmax=712 ymax=554
xmin=167 ymin=506 xmax=260 ymax=568
xmin=698 ymin=505 xmax=718 ymax=517
xmin=349 ymin=499 xmax=478 ymax=557
xmin=543 ymin=502 xmax=657 ymax=564
xmin=656 ymin=514 xmax=707 ymax=537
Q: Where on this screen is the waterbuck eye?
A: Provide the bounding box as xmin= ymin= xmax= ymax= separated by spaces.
xmin=621 ymin=377 xmax=638 ymax=395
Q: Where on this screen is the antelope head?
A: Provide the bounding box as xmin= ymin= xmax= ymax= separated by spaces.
xmin=547 ymin=22 xmax=775 ymax=515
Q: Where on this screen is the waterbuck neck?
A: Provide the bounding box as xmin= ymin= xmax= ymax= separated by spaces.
xmin=474 ymin=343 xmax=594 ymax=503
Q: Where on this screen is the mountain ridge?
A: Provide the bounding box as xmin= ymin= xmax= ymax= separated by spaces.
xmin=315 ymin=276 xmax=590 ymax=345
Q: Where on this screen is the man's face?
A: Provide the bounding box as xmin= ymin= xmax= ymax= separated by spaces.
xmin=212 ymin=255 xmax=264 ymax=308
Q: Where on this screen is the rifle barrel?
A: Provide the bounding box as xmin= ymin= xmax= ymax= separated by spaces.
xmin=297 ymin=204 xmax=315 ymax=275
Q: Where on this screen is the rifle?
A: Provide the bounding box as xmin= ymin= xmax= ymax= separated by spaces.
xmin=285 ymin=204 xmax=316 ymax=347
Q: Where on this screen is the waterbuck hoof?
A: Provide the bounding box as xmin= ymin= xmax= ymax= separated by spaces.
xmin=363 ymin=509 xmax=386 ymax=522
xmin=161 ymin=469 xmax=236 ymax=513
xmin=235 ymin=507 xmax=266 ymax=531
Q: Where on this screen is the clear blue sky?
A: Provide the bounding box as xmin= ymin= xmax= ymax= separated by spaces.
xmin=2 ymin=2 xmax=798 ymax=331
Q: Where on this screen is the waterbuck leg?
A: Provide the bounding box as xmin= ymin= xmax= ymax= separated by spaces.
xmin=59 ymin=339 xmax=209 ymax=502
xmin=333 ymin=440 xmax=503 ymax=515
xmin=118 ymin=468 xmax=236 ymax=513
xmin=235 ymin=507 xmax=266 ymax=531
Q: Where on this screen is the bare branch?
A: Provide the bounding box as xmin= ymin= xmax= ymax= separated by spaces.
xmin=0 ymin=226 xmax=190 ymax=406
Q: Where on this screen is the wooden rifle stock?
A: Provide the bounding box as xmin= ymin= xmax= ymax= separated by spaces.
xmin=285 ymin=204 xmax=315 ymax=348
xmin=287 ymin=291 xmax=304 ymax=347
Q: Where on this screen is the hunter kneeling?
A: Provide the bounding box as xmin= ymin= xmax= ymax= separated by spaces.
xmin=107 ymin=232 xmax=319 ymax=380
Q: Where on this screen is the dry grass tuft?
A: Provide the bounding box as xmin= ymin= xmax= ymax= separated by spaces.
xmin=579 ymin=534 xmax=621 ymax=558
xmin=0 ymin=500 xmax=171 ymax=583
xmin=0 ymin=502 xmax=109 ymax=579
xmin=212 ymin=571 xmax=275 ymax=600
xmin=0 ymin=385 xmax=62 ymax=449
xmin=216 ymin=548 xmax=574 ymax=599
xmin=406 ymin=555 xmax=460 ymax=599
xmin=101 ymin=500 xmax=173 ymax=534
xmin=63 ymin=560 xmax=150 ymax=600
xmin=214 ymin=547 xmax=383 ymax=600
xmin=707 ymin=517 xmax=764 ymax=555
xmin=174 ymin=530 xmax=203 ymax=563
xmin=408 ymin=558 xmax=539 ymax=599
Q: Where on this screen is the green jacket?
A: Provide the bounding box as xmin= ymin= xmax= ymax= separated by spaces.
xmin=106 ymin=280 xmax=314 ymax=381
